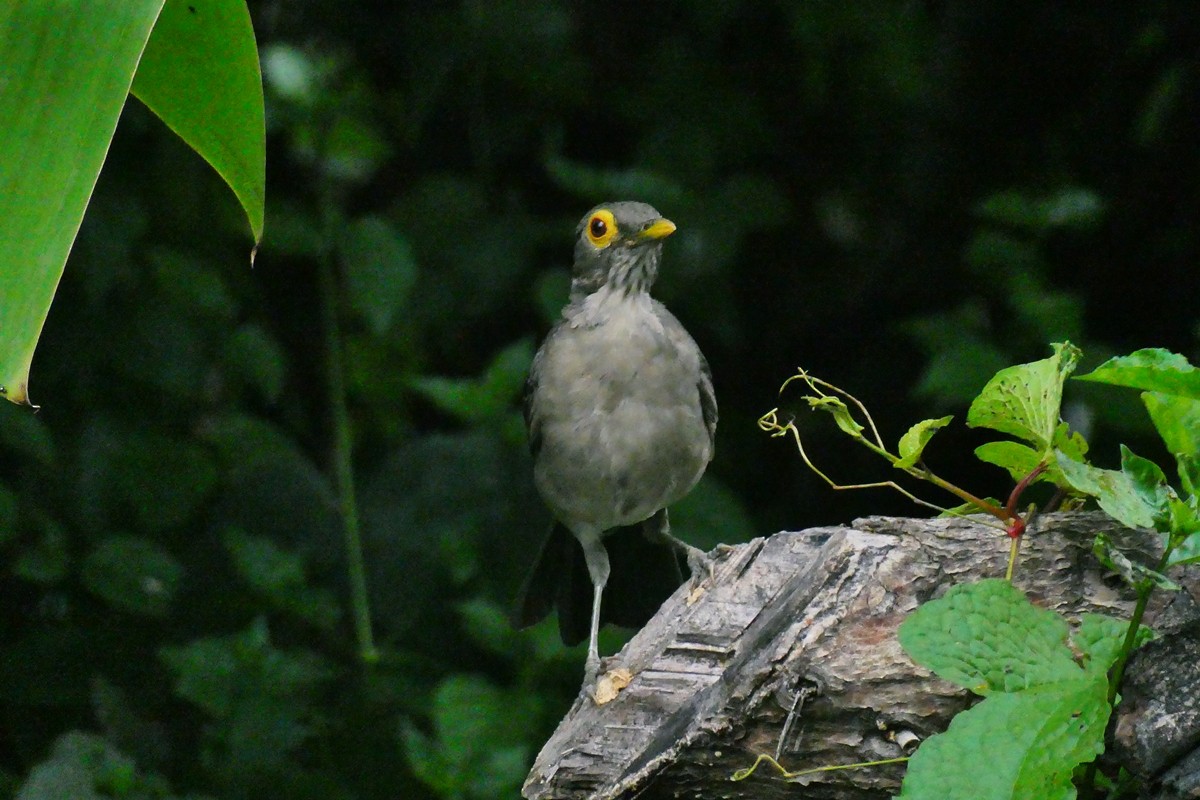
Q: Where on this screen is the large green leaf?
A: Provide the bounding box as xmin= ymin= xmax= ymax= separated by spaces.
xmin=131 ymin=0 xmax=265 ymax=243
xmin=1076 ymin=348 xmax=1200 ymax=399
xmin=0 ymin=0 xmax=264 ymax=407
xmin=0 ymin=1 xmax=165 ymax=405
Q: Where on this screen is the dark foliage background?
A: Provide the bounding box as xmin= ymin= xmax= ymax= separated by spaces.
xmin=2 ymin=2 xmax=1198 ymax=797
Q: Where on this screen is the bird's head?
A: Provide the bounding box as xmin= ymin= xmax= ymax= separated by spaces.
xmin=570 ymin=201 xmax=676 ymax=300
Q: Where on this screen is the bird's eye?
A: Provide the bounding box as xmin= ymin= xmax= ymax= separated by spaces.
xmin=585 ymin=209 xmax=618 ymax=248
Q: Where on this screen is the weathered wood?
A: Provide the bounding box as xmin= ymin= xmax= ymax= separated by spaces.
xmin=523 ymin=512 xmax=1178 ymax=800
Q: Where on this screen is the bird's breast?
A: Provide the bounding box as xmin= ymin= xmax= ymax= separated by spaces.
xmin=531 ymin=296 xmax=711 ymax=531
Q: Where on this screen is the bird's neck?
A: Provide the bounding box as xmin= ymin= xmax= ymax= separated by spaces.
xmin=567 ymin=282 xmax=653 ymax=328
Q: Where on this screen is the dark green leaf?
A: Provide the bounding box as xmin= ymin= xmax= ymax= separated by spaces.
xmin=975 ymin=187 xmax=1104 ymax=232
xmin=224 ymin=323 xmax=287 ymax=403
xmin=81 ymin=535 xmax=183 ymax=617
xmin=223 ymin=530 xmax=341 ymax=631
xmin=340 ymin=215 xmax=418 ymax=336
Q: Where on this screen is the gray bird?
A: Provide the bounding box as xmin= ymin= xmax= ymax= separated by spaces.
xmin=516 ymin=201 xmax=717 ymax=688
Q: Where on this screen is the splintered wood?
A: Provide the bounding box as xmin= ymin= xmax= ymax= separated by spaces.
xmin=523 ymin=512 xmax=1174 ymax=800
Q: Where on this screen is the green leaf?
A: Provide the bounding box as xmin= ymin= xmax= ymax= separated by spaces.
xmin=15 ymin=527 xmax=70 ymax=585
xmin=340 ymin=216 xmax=419 ymax=336
xmin=131 ymin=0 xmax=265 ymax=243
xmin=223 ymin=529 xmax=341 ymax=631
xmin=81 ymin=535 xmax=183 ymax=617
xmin=546 ymin=155 xmax=686 ymax=206
xmin=0 ymin=484 xmax=16 ymax=548
xmin=0 ymin=1 xmax=165 ymax=405
xmin=895 ymin=416 xmax=953 ymax=469
xmin=671 ymin=475 xmax=757 ymax=551
xmin=807 ymin=395 xmax=865 ymax=439
xmin=224 ymin=323 xmax=287 ymax=403
xmin=967 ymin=342 xmax=1080 ymax=450
xmin=159 ymin=619 xmax=332 ymax=774
xmin=410 ymin=339 xmax=533 ymax=425
xmin=1166 ymin=496 xmax=1200 ymax=566
xmin=1072 ymin=614 xmax=1138 ymax=677
xmin=974 ymin=441 xmax=1043 ymax=482
xmin=976 ymin=424 xmax=1086 ymax=489
xmin=896 ymin=677 xmax=1109 ymax=800
xmin=1056 ymin=452 xmax=1160 ymax=531
xmin=1119 ymin=445 xmax=1171 ymax=526
xmin=16 ymin=731 xmax=132 ymax=800
xmin=1142 ymin=391 xmax=1200 ymax=460
xmin=898 ymin=579 xmax=1082 ymax=694
xmin=975 ymin=187 xmax=1105 ymax=233
xmin=1176 ymin=454 xmax=1200 ymax=500
xmin=401 ymin=674 xmax=535 ymax=800
xmin=1076 ymin=348 xmax=1200 ymax=399
xmin=1093 ymin=533 xmax=1179 ymax=591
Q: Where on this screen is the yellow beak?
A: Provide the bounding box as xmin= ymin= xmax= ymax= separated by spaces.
xmin=635 ymin=218 xmax=677 ymax=241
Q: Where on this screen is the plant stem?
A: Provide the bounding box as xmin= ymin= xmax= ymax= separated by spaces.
xmin=318 ymin=188 xmax=378 ymax=664
xmin=913 ymin=468 xmax=1008 ymax=520
xmin=1082 ymin=549 xmax=1169 ymax=797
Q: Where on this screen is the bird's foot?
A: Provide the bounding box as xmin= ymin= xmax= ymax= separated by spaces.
xmin=682 ymin=543 xmax=736 ymax=605
xmin=581 ymin=655 xmax=632 ymax=705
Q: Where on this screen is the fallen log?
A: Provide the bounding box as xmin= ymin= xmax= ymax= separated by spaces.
xmin=523 ymin=511 xmax=1193 ymax=800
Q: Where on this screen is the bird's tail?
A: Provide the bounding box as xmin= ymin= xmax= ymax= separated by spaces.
xmin=513 ymin=513 xmax=685 ymax=646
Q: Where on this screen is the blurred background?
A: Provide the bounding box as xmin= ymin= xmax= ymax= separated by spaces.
xmin=2 ymin=2 xmax=1199 ymax=798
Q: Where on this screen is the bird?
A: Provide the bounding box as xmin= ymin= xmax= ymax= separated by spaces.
xmin=516 ymin=201 xmax=717 ymax=691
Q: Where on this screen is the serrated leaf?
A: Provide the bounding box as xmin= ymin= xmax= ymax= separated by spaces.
xmin=895 ymin=416 xmax=953 ymax=469
xmin=1056 ymin=453 xmax=1160 ymax=531
xmin=899 ymin=579 xmax=1082 ymax=694
xmin=896 ymin=677 xmax=1109 ymax=800
xmin=807 ymin=395 xmax=865 ymax=439
xmin=967 ymin=342 xmax=1080 ymax=450
xmin=1093 ymin=534 xmax=1179 ymax=591
xmin=81 ymin=535 xmax=183 ymax=618
xmin=1076 ymin=348 xmax=1200 ymax=399
xmin=340 ymin=215 xmax=418 ymax=336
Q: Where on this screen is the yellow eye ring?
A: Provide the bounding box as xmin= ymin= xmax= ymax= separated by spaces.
xmin=585 ymin=209 xmax=618 ymax=248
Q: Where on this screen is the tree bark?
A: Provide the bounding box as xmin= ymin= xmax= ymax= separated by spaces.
xmin=522 ymin=512 xmax=1192 ymax=800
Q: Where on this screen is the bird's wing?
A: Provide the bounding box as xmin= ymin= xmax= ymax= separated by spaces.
xmin=652 ymin=300 xmax=717 ymax=450
xmin=697 ymin=347 xmax=718 ymax=449
xmin=523 ymin=326 xmax=555 ymax=458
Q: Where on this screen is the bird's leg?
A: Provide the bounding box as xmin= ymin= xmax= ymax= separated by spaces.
xmin=645 ymin=509 xmax=715 ymax=581
xmin=578 ymin=533 xmax=611 ymax=684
